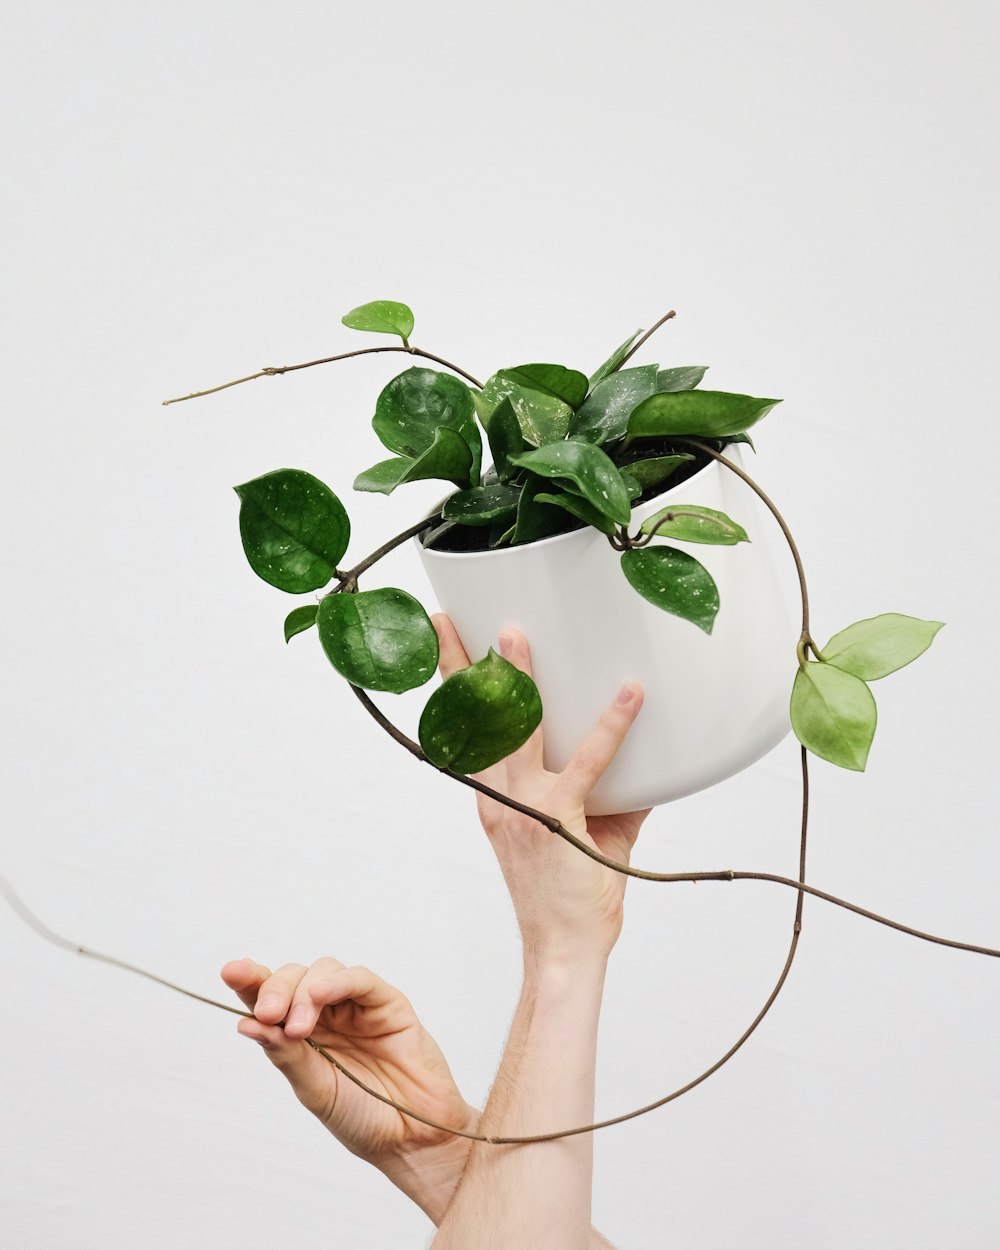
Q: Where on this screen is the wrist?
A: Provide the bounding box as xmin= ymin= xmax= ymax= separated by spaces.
xmin=379 ymin=1107 xmax=479 ymax=1226
xmin=522 ymin=944 xmax=611 ymax=985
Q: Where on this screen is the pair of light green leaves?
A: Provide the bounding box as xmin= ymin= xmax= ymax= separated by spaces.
xmin=790 ymin=614 xmax=944 ymax=771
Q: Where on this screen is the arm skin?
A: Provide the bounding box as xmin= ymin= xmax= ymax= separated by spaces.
xmin=429 ymin=617 xmax=648 ymax=1250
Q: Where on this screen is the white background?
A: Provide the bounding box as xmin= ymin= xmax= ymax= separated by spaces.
xmin=2 ymin=3 xmax=998 ymax=1247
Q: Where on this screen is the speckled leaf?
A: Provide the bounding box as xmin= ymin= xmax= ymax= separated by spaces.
xmin=318 ymin=588 xmax=438 ymax=693
xmin=484 ymin=397 xmax=525 ymax=482
xmin=627 ymin=390 xmax=781 ymax=442
xmin=509 ymin=441 xmax=631 ymax=525
xmin=640 ymin=504 xmax=749 ymax=545
xmin=620 ymin=471 xmax=643 ymax=501
xmin=624 ymin=454 xmax=694 ymax=489
xmin=341 ymin=299 xmax=414 ymax=344
xmin=419 ymin=649 xmax=543 ymax=773
xmin=569 ymin=365 xmax=658 ymax=444
xmin=284 ymin=604 xmax=318 ymax=643
xmin=820 ymin=614 xmax=945 ymax=681
xmin=501 ymin=364 xmax=589 ymax=411
xmin=790 ymin=662 xmax=877 ymax=771
xmin=353 ymin=457 xmax=411 ymax=494
xmin=373 ymin=368 xmax=481 ymax=483
xmin=620 ymin=546 xmax=720 ymax=634
xmin=442 ymin=483 xmax=522 ymax=526
xmin=235 ymin=469 xmax=350 ymax=594
xmin=398 ymin=425 xmax=474 ymax=490
xmin=535 ymin=490 xmax=616 ymax=535
xmin=511 ymin=474 xmax=572 ymax=545
xmin=474 ymin=373 xmax=572 ymax=447
xmin=589 ymin=329 xmax=642 ymax=385
xmin=656 ymin=365 xmax=708 ymax=392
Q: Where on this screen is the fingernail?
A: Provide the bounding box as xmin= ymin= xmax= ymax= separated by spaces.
xmin=287 ymin=1005 xmax=310 ymax=1032
xmin=498 ymin=632 xmax=512 ymax=658
xmin=617 ymin=683 xmax=635 ymax=705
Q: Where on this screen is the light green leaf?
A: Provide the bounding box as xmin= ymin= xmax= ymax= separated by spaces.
xmin=627 ymin=390 xmax=781 ymax=442
xmin=235 ymin=468 xmax=350 ymax=594
xmin=569 ymin=365 xmax=658 ymax=445
xmin=353 ymin=457 xmax=411 ymax=495
xmin=820 ymin=613 xmax=945 ymax=681
xmin=624 ymin=453 xmax=694 ymax=490
xmin=656 ymin=365 xmax=708 ymax=392
xmin=620 ymin=471 xmax=643 ymax=501
xmin=475 ymin=373 xmax=572 ymax=447
xmin=284 ymin=604 xmax=319 ymax=642
xmin=589 ymin=329 xmax=642 ymax=386
xmin=419 ymin=648 xmax=543 ymax=773
xmin=640 ymin=504 xmax=749 ymax=545
xmin=501 ymin=363 xmax=589 ymax=410
xmin=535 ymin=490 xmax=616 ymax=535
xmin=318 ymin=588 xmax=438 ymax=693
xmin=790 ymin=662 xmax=877 ymax=771
xmin=509 ymin=441 xmax=631 ymax=525
xmin=373 ymin=367 xmax=481 ymax=483
xmin=442 ymin=484 xmax=522 ymax=526
xmin=341 ymin=299 xmax=414 ymax=344
xmin=620 ymin=546 xmax=720 ymax=634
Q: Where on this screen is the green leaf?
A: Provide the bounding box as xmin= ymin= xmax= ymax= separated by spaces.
xmin=569 ymin=365 xmax=658 ymax=444
xmin=512 ymin=474 xmax=573 ymax=545
xmin=624 ymin=453 xmax=694 ymax=490
xmin=620 ymin=471 xmax=643 ymax=501
xmin=442 ymin=484 xmax=522 ymax=526
xmin=475 ymin=373 xmax=572 ymax=447
xmin=589 ymin=329 xmax=642 ymax=385
xmin=508 ymin=441 xmax=631 ymax=525
xmin=620 ymin=546 xmax=720 ymax=634
xmin=820 ymin=613 xmax=945 ymax=681
xmin=353 ymin=457 xmax=411 ymax=495
xmin=640 ymin=504 xmax=749 ymax=545
xmin=627 ymin=390 xmax=782 ymax=442
xmin=656 ymin=365 xmax=708 ymax=392
xmin=484 ymin=396 xmax=525 ymax=482
xmin=418 ymin=648 xmax=543 ymax=773
xmin=342 ymin=299 xmax=414 ymax=344
xmin=284 ymin=604 xmax=318 ymax=643
xmin=235 ymin=469 xmax=350 ymax=594
xmin=790 ymin=662 xmax=877 ymax=771
xmin=501 ymin=363 xmax=589 ymax=410
xmin=535 ymin=490 xmax=616 ymax=535
xmin=398 ymin=426 xmax=474 ymax=490
xmin=318 ymin=588 xmax=438 ymax=693
xmin=373 ymin=367 xmax=482 ymax=483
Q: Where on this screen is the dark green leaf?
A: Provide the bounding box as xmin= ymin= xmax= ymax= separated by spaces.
xmin=790 ymin=662 xmax=877 ymax=771
xmin=485 ymin=397 xmax=525 ymax=482
xmin=569 ymin=365 xmax=658 ymax=444
xmin=624 ymin=454 xmax=694 ymax=489
xmin=341 ymin=299 xmax=414 ymax=344
xmin=318 ymin=588 xmax=438 ymax=693
xmin=535 ymin=490 xmax=616 ymax=535
xmin=724 ymin=432 xmax=756 ymax=452
xmin=640 ymin=504 xmax=749 ymax=545
xmin=627 ymin=390 xmax=782 ymax=442
xmin=235 ymin=469 xmax=350 ymax=594
xmin=501 ymin=363 xmax=589 ymax=410
xmin=512 ymin=474 xmax=572 ymax=545
xmin=442 ymin=484 xmax=522 ymax=526
xmin=508 ymin=441 xmax=631 ymax=525
xmin=474 ymin=373 xmax=572 ymax=447
xmin=418 ymin=648 xmax=543 ymax=773
xmin=398 ymin=426 xmax=474 ymax=490
xmin=373 ymin=367 xmax=481 ymax=482
xmin=492 ymin=523 xmax=516 ymax=547
xmin=284 ymin=604 xmax=318 ymax=643
xmin=620 ymin=471 xmax=643 ymax=501
xmin=620 ymin=546 xmax=720 ymax=634
xmin=820 ymin=614 xmax=945 ymax=681
xmin=656 ymin=365 xmax=708 ymax=392
xmin=353 ymin=457 xmax=411 ymax=494
xmin=589 ymin=329 xmax=642 ymax=386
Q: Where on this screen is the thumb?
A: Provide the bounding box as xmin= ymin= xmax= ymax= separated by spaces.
xmin=237 ymin=1019 xmax=338 ymax=1122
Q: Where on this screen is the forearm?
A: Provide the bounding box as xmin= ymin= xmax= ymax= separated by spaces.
xmin=431 ymin=952 xmax=608 ymax=1249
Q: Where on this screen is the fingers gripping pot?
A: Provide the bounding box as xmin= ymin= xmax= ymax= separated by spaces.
xmin=416 ymin=447 xmax=796 ymax=815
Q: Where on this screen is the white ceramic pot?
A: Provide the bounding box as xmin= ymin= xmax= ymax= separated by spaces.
xmin=415 ymin=447 xmax=797 ymax=814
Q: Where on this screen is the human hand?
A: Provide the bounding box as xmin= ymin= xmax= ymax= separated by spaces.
xmin=431 ymin=615 xmax=649 ymax=967
xmin=220 ymin=957 xmax=477 ymax=1222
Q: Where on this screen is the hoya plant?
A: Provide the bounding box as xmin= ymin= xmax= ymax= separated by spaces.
xmin=168 ymin=300 xmax=941 ymax=776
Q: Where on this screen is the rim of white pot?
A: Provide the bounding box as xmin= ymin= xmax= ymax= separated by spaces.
xmin=418 ymin=449 xmax=719 ymax=560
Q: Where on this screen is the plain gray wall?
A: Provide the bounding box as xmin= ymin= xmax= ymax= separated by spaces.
xmin=2 ymin=2 xmax=998 ymax=1247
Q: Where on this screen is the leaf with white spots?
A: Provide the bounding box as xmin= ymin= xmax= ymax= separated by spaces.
xmin=318 ymin=588 xmax=439 ymax=693
xmin=235 ymin=469 xmax=350 ymax=594
xmin=620 ymin=546 xmax=720 ymax=634
xmin=508 ymin=440 xmax=631 ymax=525
xmin=640 ymin=504 xmax=749 ymax=545
xmin=341 ymin=299 xmax=414 ymax=344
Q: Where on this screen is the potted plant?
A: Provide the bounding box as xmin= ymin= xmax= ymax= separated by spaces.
xmin=166 ymin=299 xmax=943 ymax=813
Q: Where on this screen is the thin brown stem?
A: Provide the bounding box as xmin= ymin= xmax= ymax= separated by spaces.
xmin=162 ymin=344 xmax=484 ymax=406
xmin=616 ymin=310 xmax=677 ymax=371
